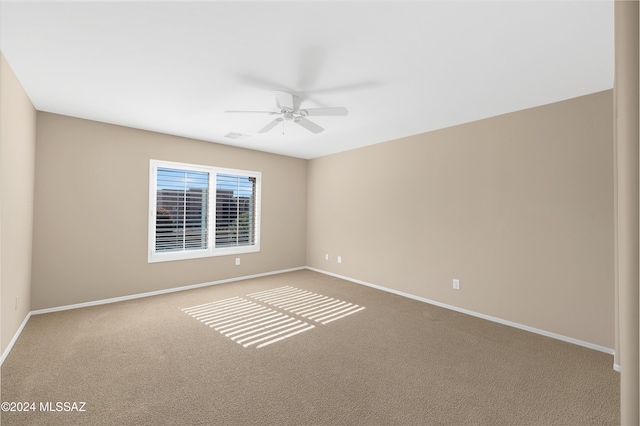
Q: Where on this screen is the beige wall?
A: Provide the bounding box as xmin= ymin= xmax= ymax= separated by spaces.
xmin=31 ymin=113 xmax=307 ymax=310
xmin=307 ymin=90 xmax=614 ymax=349
xmin=0 ymin=53 xmax=36 ymax=353
xmin=10 ymin=77 xmax=617 ymax=352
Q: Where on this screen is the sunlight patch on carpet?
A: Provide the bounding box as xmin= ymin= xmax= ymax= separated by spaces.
xmin=182 ymin=287 xmax=364 ymax=349
xmin=182 ymin=297 xmax=315 ymax=348
xmin=247 ymin=286 xmax=365 ymax=325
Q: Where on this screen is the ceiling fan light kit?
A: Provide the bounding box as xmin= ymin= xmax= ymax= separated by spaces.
xmin=225 ymin=91 xmax=348 ymax=135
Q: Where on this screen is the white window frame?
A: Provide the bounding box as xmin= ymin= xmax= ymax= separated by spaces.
xmin=148 ymin=159 xmax=261 ymax=263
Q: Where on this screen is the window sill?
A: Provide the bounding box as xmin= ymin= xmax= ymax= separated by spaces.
xmin=148 ymin=245 xmax=260 ymax=263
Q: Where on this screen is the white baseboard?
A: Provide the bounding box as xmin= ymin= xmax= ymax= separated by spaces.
xmin=0 ymin=311 xmax=32 ymax=366
xmin=30 ymin=267 xmax=306 ymax=315
xmin=2 ymin=265 xmax=617 ymax=370
xmin=306 ymin=267 xmax=616 ymax=357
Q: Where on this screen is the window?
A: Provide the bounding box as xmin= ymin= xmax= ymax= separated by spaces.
xmin=149 ymin=160 xmax=261 ymax=263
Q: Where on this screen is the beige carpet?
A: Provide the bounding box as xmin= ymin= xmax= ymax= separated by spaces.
xmin=1 ymin=270 xmax=619 ymax=425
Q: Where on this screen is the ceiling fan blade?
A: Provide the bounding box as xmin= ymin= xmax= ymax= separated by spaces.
xmin=225 ymin=110 xmax=278 ymax=114
xmin=237 ymin=74 xmax=292 ymax=93
xmin=275 ymin=91 xmax=301 ymax=112
xmin=295 ymin=117 xmax=324 ymax=134
xmin=297 ymin=46 xmax=326 ymax=91
xmin=301 ymin=107 xmax=348 ymax=117
xmin=258 ymin=118 xmax=283 ymax=133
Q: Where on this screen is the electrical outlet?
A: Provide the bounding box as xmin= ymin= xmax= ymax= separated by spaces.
xmin=235 ymin=258 xmax=241 ymax=266
xmin=337 ymin=256 xmax=342 ymax=264
xmin=325 ymin=253 xmax=329 ymax=261
xmin=453 ymin=279 xmax=460 ymax=290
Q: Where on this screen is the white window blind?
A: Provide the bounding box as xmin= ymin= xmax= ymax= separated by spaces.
xmin=216 ymin=174 xmax=256 ymax=248
xmin=155 ymin=167 xmax=209 ymax=253
xmin=149 ymin=160 xmax=261 ymax=263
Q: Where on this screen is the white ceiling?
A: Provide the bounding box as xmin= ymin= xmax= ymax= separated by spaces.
xmin=0 ymin=1 xmax=613 ymax=159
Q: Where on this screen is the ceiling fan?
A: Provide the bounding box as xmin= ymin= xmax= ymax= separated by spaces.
xmin=225 ymin=91 xmax=348 ymax=134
